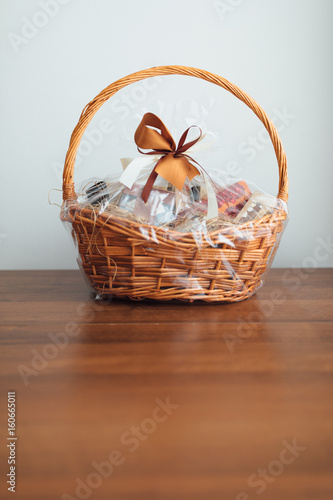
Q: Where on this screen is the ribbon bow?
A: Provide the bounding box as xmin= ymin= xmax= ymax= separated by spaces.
xmin=119 ymin=113 xmax=218 ymax=219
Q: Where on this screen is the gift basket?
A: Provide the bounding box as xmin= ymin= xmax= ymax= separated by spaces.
xmin=61 ymin=66 xmax=288 ymax=302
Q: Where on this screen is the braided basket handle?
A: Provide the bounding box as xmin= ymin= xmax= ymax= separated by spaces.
xmin=62 ymin=66 xmax=288 ymax=202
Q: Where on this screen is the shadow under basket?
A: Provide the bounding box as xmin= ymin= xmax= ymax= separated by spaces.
xmin=61 ymin=66 xmax=289 ymax=303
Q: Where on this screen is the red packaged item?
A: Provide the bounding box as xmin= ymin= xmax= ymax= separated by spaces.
xmin=216 ymin=181 xmax=251 ymax=217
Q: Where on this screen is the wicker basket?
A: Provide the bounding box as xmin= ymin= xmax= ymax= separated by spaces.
xmin=61 ymin=66 xmax=288 ymax=302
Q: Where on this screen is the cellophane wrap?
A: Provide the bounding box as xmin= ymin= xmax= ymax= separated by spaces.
xmin=61 ymin=96 xmax=288 ymax=302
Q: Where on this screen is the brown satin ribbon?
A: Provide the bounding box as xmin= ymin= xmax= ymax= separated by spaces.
xmin=134 ymin=113 xmax=202 ymax=203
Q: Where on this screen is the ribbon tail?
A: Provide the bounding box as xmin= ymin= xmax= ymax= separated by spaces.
xmin=202 ymin=171 xmax=219 ymax=220
xmin=141 ymin=167 xmax=159 ymax=203
xmin=120 ymin=158 xmax=134 ymax=170
xmin=119 ymin=155 xmax=161 ymax=189
xmin=185 ymin=132 xmax=216 ymax=154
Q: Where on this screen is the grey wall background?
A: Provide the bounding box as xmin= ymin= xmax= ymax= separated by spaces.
xmin=1 ymin=0 xmax=332 ymax=270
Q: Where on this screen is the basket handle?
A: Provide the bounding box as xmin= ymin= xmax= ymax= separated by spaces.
xmin=62 ymin=65 xmax=288 ymax=202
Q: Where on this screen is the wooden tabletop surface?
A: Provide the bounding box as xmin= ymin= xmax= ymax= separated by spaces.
xmin=0 ymin=269 xmax=332 ymax=500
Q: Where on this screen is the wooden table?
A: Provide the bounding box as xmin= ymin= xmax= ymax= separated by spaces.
xmin=0 ymin=269 xmax=332 ymax=500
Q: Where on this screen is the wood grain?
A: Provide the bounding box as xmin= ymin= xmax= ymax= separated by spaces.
xmin=0 ymin=269 xmax=332 ymax=500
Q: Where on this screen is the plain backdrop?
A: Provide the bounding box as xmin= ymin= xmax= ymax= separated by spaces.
xmin=0 ymin=0 xmax=332 ymax=270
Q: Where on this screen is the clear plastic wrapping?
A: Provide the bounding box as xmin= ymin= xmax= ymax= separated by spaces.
xmin=61 ymin=98 xmax=288 ymax=302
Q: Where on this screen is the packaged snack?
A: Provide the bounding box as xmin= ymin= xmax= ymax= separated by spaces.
xmin=234 ymin=191 xmax=277 ymax=224
xmin=118 ymin=183 xmax=177 ymax=226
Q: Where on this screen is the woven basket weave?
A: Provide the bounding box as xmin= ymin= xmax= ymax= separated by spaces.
xmin=61 ymin=66 xmax=288 ymax=302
